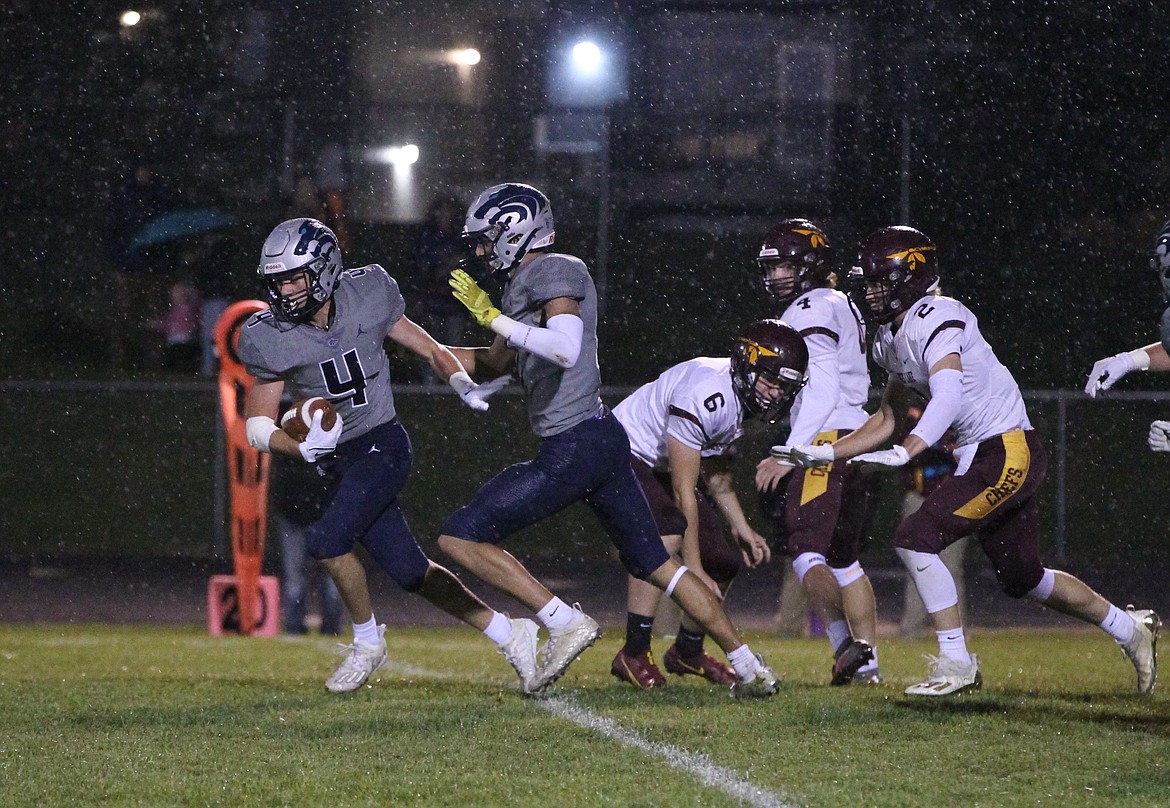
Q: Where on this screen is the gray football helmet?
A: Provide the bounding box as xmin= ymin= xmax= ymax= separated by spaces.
xmin=1151 ymin=218 xmax=1170 ymax=302
xmin=258 ymin=218 xmax=343 ymax=323
xmin=461 ymin=183 xmax=555 ymax=280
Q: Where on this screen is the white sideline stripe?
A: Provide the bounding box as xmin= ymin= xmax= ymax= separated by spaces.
xmin=380 ymin=659 xmax=800 ymax=807
xmin=539 ymin=697 xmax=801 ymax=808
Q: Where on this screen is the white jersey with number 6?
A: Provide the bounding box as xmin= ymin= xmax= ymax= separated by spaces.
xmin=613 ymin=357 xmax=744 ymax=471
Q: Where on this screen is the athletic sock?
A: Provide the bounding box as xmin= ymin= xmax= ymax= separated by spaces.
xmin=537 ymin=597 xmax=574 ymax=630
xmin=826 ymin=620 xmax=852 ymax=655
xmin=623 ymin=612 xmax=655 ymax=655
xmin=484 ymin=611 xmax=512 ymax=646
xmin=674 ymin=626 xmax=706 ymax=658
xmin=353 ymin=616 xmax=381 ymax=646
xmin=936 ymin=627 xmax=971 ymax=664
xmin=1100 ymin=604 xmax=1136 ymax=644
xmin=726 ymin=644 xmax=758 ymax=678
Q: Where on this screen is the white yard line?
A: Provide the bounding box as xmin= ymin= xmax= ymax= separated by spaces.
xmin=380 ymin=659 xmax=801 ymax=807
xmin=538 ymin=696 xmax=802 ymax=808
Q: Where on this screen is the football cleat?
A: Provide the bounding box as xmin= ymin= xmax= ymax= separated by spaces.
xmin=325 ymin=624 xmax=388 ymax=693
xmin=731 ymin=654 xmax=780 ymax=699
xmin=663 ymin=645 xmax=737 ymax=686
xmin=500 ymin=617 xmax=540 ymax=693
xmin=530 ymin=604 xmax=601 ymax=692
xmin=831 ymin=638 xmax=875 ymax=686
xmin=904 ymin=653 xmax=982 ymax=696
xmin=852 ymin=667 xmax=884 ymax=685
xmin=1120 ymin=606 xmax=1161 ymax=695
xmin=611 ymin=648 xmax=667 ymax=689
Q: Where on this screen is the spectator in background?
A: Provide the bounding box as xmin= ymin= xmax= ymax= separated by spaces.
xmin=149 ymin=278 xmax=201 ymax=373
xmin=106 ymin=161 xmax=181 ymax=370
xmin=411 ymin=195 xmax=469 ymax=377
xmin=195 ymin=233 xmax=239 ymax=377
xmin=897 ymin=402 xmax=970 ymax=637
xmin=271 ymin=451 xmax=343 ymax=636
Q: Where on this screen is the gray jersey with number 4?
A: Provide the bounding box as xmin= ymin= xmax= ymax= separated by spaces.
xmin=502 ymin=252 xmax=603 ymax=437
xmin=238 ymin=265 xmax=405 ymax=444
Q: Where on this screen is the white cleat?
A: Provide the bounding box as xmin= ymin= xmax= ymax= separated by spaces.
xmin=530 ymin=604 xmax=600 ymax=692
xmin=731 ymin=654 xmax=780 ymax=699
xmin=904 ymin=653 xmax=982 ymax=696
xmin=500 ymin=617 xmax=540 ymax=693
xmin=325 ymin=625 xmax=388 ymax=693
xmin=1121 ymin=606 xmax=1161 ymax=695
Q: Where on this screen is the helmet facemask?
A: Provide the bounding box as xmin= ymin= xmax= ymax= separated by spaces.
xmin=759 ymin=259 xmax=800 ymax=304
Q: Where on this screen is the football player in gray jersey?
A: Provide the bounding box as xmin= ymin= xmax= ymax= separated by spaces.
xmin=1085 ymin=217 xmax=1170 ymax=452
xmin=238 ymin=217 xmax=543 ymax=694
xmin=436 ymin=183 xmax=780 ymax=697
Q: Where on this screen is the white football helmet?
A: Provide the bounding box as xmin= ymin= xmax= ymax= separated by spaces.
xmin=258 ymin=218 xmax=343 ymax=323
xmin=461 ymin=183 xmax=555 ymax=280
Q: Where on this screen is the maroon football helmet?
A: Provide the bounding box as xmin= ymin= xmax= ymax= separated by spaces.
xmin=850 ymin=226 xmax=939 ymax=323
xmin=730 ymin=319 xmax=809 ymax=425
xmin=757 ymin=218 xmax=832 ymax=305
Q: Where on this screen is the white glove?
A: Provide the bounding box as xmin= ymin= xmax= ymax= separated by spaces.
xmin=1085 ymin=350 xmax=1147 ymax=397
xmin=848 ymin=444 xmax=911 ymax=469
xmin=299 ymin=409 xmax=343 ymax=463
xmin=782 ymin=444 xmax=835 ymax=468
xmin=1149 ymin=420 xmax=1170 ymax=452
xmin=459 ymin=375 xmax=511 ymax=412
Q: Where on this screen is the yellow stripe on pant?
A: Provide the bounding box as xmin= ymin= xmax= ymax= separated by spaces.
xmin=952 ymin=430 xmax=1030 ymax=519
xmin=799 ymin=430 xmax=839 ymax=506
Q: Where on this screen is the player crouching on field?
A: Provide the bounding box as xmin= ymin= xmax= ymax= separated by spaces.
xmin=609 ymin=319 xmax=808 ymax=689
xmin=775 ymin=225 xmax=1160 ymax=696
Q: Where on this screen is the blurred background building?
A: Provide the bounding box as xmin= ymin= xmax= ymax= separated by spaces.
xmin=4 ymin=0 xmax=1169 ymax=386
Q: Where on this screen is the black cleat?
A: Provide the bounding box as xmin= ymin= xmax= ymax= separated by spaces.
xmin=830 ymin=639 xmax=874 ymax=686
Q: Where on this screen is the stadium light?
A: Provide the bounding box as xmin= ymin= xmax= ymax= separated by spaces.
xmin=371 ymin=144 xmax=420 ymax=166
xmin=451 ymin=48 xmax=481 ymax=66
xmin=120 ymin=10 xmax=142 ymax=27
xmin=571 ymin=41 xmax=602 ymax=75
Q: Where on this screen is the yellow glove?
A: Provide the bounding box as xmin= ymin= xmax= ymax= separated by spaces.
xmin=450 ymin=269 xmax=501 ymax=327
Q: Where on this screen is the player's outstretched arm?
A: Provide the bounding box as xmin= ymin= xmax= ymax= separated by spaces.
xmin=1085 ymin=343 xmax=1169 ymax=397
xmin=388 ymin=315 xmax=502 ymax=411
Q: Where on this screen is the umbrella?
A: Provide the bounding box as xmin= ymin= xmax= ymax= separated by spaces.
xmin=128 ymin=207 xmax=237 ymax=252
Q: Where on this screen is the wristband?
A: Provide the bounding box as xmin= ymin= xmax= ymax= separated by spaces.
xmin=448 ymin=370 xmax=474 ymax=396
xmin=1128 ymin=349 xmax=1151 ymax=371
xmin=246 ymin=416 xmax=279 ymax=452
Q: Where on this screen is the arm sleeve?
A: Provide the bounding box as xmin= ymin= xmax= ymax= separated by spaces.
xmin=490 ymin=312 xmax=583 ymax=368
xmin=785 ymin=331 xmax=840 ymax=446
xmin=909 ymin=368 xmax=963 ymax=447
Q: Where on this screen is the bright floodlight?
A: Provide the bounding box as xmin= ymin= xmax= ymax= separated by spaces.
xmin=120 ymin=10 xmax=141 ymax=26
xmin=454 ymin=48 xmax=481 ymax=66
xmin=373 ymin=144 xmax=420 ymax=166
xmin=572 ymin=41 xmax=603 ymax=74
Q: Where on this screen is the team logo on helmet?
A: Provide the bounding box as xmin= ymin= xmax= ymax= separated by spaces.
xmin=796 ymin=228 xmax=827 ymax=249
xmin=887 ymin=245 xmax=936 ymax=271
xmin=475 ymin=186 xmax=547 ymax=235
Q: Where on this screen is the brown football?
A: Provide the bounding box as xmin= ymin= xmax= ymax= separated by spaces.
xmin=280 ymin=397 xmax=338 ymax=442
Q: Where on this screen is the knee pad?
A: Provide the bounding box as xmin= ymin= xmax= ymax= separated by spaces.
xmin=792 ymin=552 xmax=827 ymax=584
xmin=999 ymin=564 xmax=1047 ymax=599
xmin=1023 ymin=568 xmax=1056 ymax=602
xmin=897 ymin=548 xmax=958 ymax=614
xmin=830 ymin=561 xmax=864 ymax=588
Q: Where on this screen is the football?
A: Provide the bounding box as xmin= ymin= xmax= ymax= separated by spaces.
xmin=280 ymin=397 xmax=338 ymax=442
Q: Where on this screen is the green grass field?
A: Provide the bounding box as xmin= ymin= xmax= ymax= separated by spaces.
xmin=3 ymin=625 xmax=1167 ymax=807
